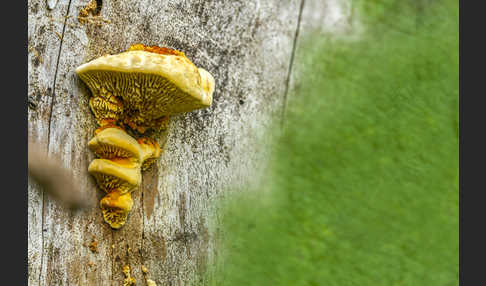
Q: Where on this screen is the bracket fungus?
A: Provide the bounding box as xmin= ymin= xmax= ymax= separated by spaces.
xmin=88 ymin=126 xmax=141 ymax=159
xmin=100 ymin=190 xmax=134 ymax=229
xmin=76 ymin=44 xmax=215 ymax=228
xmin=76 ymin=44 xmax=214 ymax=134
xmin=88 ymin=158 xmax=142 ymax=193
xmin=137 ymin=137 xmax=162 ymax=171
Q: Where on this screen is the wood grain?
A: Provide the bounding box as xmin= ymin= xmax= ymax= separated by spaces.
xmin=25 ymin=0 xmax=336 ymax=284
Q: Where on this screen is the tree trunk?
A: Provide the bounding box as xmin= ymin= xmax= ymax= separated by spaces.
xmin=28 ymin=0 xmax=350 ymax=285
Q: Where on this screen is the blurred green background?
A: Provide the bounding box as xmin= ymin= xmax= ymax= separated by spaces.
xmin=205 ymin=0 xmax=458 ymax=285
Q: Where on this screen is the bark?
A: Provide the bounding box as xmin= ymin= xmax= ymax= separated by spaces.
xmin=28 ymin=0 xmax=347 ymax=285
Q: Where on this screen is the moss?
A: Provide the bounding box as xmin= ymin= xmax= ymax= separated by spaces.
xmin=206 ymin=1 xmax=458 ymax=285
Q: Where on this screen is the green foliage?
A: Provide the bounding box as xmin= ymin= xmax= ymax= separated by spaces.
xmin=205 ymin=0 xmax=458 ymax=285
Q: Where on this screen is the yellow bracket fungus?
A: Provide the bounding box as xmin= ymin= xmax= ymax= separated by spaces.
xmin=76 ymin=44 xmax=214 ymax=134
xmin=88 ymin=127 xmax=141 ymax=160
xmin=76 ymin=44 xmax=215 ymax=228
xmin=100 ymin=190 xmax=134 ymax=229
xmin=137 ymin=137 xmax=161 ymax=171
xmin=88 ymin=158 xmax=142 ymax=193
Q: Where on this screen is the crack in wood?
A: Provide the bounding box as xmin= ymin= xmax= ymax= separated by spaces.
xmin=281 ymin=0 xmax=306 ymax=126
xmin=40 ymin=0 xmax=75 ymax=284
xmin=47 ymin=0 xmax=74 ymax=151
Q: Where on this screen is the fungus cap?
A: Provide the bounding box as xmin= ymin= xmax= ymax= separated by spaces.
xmin=100 ymin=191 xmax=133 ymax=229
xmin=88 ymin=158 xmax=141 ymax=193
xmin=76 ymin=47 xmax=215 ymax=132
xmin=137 ymin=137 xmax=162 ymax=171
xmin=88 ymin=127 xmax=142 ymax=160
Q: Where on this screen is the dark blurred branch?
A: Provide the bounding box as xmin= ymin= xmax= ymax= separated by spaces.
xmin=28 ymin=142 xmax=90 ymax=210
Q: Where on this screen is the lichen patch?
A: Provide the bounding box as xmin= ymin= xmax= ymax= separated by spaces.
xmin=78 ymin=0 xmax=110 ymax=26
xmin=122 ymin=265 xmax=136 ymax=286
xmin=140 ymin=265 xmax=157 ymax=286
xmin=88 ymin=236 xmax=98 ymax=253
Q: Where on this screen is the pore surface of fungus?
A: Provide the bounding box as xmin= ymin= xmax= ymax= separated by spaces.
xmin=76 ymin=44 xmax=215 ymax=133
xmin=77 ymin=44 xmax=215 ymax=229
xmin=100 ymin=190 xmax=134 ymax=229
xmin=137 ymin=137 xmax=161 ymax=171
xmin=88 ymin=158 xmax=141 ymax=193
xmin=88 ymin=127 xmax=142 ymax=160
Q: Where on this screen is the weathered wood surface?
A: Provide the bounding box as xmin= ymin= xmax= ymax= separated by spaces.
xmin=29 ymin=0 xmax=301 ymax=285
xmin=28 ymin=0 xmax=353 ymax=284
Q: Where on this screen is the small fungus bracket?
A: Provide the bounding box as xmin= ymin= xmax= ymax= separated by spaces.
xmin=76 ymin=44 xmax=215 ymax=228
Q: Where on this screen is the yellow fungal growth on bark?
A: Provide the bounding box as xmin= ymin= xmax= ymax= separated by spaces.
xmin=88 ymin=127 xmax=141 ymax=160
xmin=77 ymin=44 xmax=215 ymax=229
xmin=137 ymin=137 xmax=161 ymax=171
xmin=88 ymin=158 xmax=142 ymax=193
xmin=76 ymin=44 xmax=215 ymax=134
xmin=122 ymin=265 xmax=137 ymax=286
xmin=198 ymin=67 xmax=216 ymax=100
xmin=100 ymin=190 xmax=134 ymax=229
xmin=87 ymin=128 xmax=162 ymax=228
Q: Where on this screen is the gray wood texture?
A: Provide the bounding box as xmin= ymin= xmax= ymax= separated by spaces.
xmin=28 ymin=0 xmax=351 ymax=285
